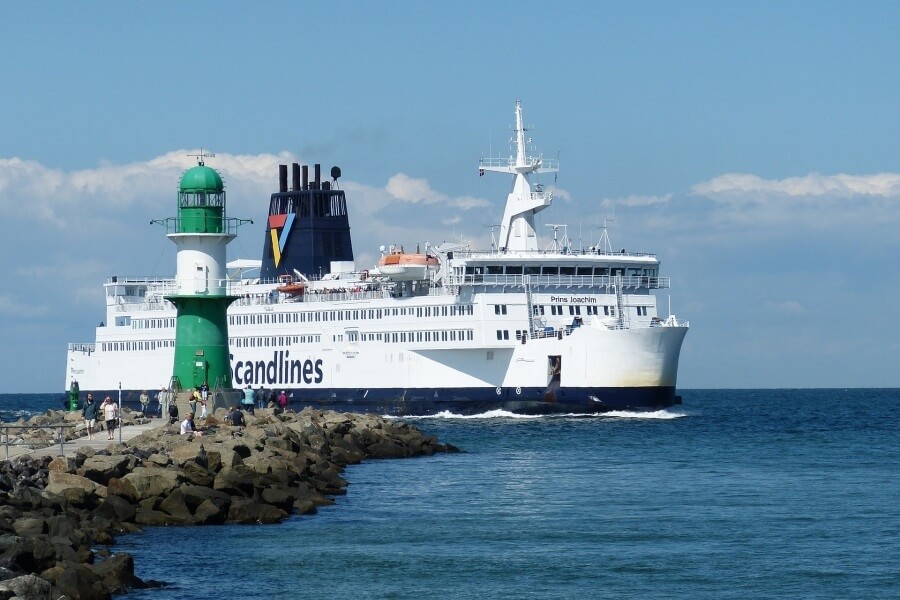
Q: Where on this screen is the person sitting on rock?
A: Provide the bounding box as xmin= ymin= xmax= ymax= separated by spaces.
xmin=180 ymin=412 xmax=202 ymax=436
xmin=227 ymin=405 xmax=245 ymax=431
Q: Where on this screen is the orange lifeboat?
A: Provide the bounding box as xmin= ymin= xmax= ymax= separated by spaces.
xmin=377 ymin=251 xmax=439 ymax=281
xmin=275 ymin=281 xmax=306 ymax=296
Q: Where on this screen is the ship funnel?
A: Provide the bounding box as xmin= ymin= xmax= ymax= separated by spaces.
xmin=278 ymin=165 xmax=288 ymax=193
xmin=291 ymin=163 xmax=301 ymax=191
xmin=314 ymin=164 xmax=321 ymax=190
xmin=302 ymin=165 xmax=309 ymax=190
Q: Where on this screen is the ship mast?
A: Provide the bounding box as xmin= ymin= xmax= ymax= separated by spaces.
xmin=478 ymin=101 xmax=559 ymax=252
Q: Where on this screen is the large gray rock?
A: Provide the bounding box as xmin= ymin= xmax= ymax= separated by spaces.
xmin=78 ymin=455 xmax=132 ymax=485
xmin=121 ymin=467 xmax=182 ymax=501
xmin=0 ymin=573 xmax=52 ymax=600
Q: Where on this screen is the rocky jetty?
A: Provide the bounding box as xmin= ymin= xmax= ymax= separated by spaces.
xmin=1 ymin=408 xmax=149 ymax=451
xmin=0 ymin=408 xmax=458 ymax=599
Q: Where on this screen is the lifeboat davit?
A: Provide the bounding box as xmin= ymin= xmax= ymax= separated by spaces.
xmin=377 ymin=251 xmax=439 ymax=281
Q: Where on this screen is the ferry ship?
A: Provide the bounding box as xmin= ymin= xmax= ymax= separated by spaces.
xmin=65 ymin=102 xmax=689 ymax=415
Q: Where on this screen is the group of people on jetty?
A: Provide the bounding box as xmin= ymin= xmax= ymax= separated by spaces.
xmin=74 ymin=379 xmax=280 ymax=443
xmin=78 ymin=393 xmax=121 ymax=440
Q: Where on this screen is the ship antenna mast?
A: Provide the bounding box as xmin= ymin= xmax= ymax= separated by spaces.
xmin=187 ymin=148 xmax=216 ymax=166
xmin=596 ymin=216 xmax=615 ymax=253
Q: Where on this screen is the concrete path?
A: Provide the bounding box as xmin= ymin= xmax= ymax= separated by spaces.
xmin=3 ymin=417 xmax=167 ymax=462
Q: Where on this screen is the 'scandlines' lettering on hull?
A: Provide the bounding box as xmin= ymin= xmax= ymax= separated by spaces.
xmin=231 ymin=351 xmax=324 ymax=386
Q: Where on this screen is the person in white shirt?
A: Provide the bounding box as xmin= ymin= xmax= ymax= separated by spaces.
xmin=180 ymin=413 xmax=202 ymax=436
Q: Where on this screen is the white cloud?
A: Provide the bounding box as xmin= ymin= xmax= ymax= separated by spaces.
xmin=692 ymin=172 xmax=900 ymax=200
xmin=0 ymin=151 xmax=298 ymax=227
xmin=0 ymin=294 xmax=50 ymax=318
xmin=385 ymin=173 xmax=490 ymax=209
xmin=603 ymin=193 xmax=672 ymax=207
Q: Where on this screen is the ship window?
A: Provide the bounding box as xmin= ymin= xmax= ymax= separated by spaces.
xmin=506 ymin=265 xmax=523 ymax=274
xmin=576 ymin=267 xmax=592 ymax=276
xmin=524 ymin=265 xmax=540 ymax=275
xmin=465 ymin=266 xmax=475 ymax=275
xmin=559 ymin=267 xmax=575 ymax=276
xmin=542 ymin=266 xmax=559 ymax=276
xmin=442 ymin=331 xmax=448 ymax=341
xmin=450 ymin=331 xmax=456 ymax=341
xmin=496 ymin=330 xmax=503 ymax=340
xmin=486 ymin=265 xmax=503 ymax=275
xmin=595 ymin=267 xmax=609 ymax=276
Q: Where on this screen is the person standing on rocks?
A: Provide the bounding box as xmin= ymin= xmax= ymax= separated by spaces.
xmin=242 ymin=385 xmax=255 ymax=414
xmin=189 ymin=388 xmax=200 ymax=416
xmin=278 ymin=390 xmax=287 ymax=411
xmin=157 ymin=386 xmax=168 ymax=418
xmin=81 ymin=393 xmax=98 ymax=440
xmin=139 ymin=390 xmax=150 ymax=415
xmin=102 ymin=396 xmax=118 ymax=440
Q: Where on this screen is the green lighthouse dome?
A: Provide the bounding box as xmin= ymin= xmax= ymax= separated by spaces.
xmin=179 ymin=165 xmax=224 ymax=193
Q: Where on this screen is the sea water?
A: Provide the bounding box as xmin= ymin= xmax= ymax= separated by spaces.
xmin=2 ymin=389 xmax=898 ymax=598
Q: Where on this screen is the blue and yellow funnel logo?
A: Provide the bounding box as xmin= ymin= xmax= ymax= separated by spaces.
xmin=268 ymin=213 xmax=295 ymax=267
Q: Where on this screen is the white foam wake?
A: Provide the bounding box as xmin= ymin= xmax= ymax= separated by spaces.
xmin=385 ymin=408 xmax=687 ymax=420
xmin=601 ymin=409 xmax=687 ymax=419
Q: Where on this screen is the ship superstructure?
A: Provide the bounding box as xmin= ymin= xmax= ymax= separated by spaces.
xmin=65 ymin=102 xmax=689 ymax=414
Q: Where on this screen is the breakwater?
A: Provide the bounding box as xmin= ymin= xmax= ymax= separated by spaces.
xmin=0 ymin=407 xmax=457 ymax=599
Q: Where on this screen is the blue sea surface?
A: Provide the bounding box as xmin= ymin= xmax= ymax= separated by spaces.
xmin=3 ymin=390 xmax=899 ymax=598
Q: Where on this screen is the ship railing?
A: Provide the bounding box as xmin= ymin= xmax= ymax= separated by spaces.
xmin=67 ymin=343 xmax=96 ymax=353
xmin=448 ymin=248 xmax=658 ymax=259
xmin=479 ymin=156 xmax=560 ymax=170
xmin=448 ymin=274 xmax=670 ymax=290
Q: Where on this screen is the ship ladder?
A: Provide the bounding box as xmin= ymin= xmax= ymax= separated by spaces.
xmin=524 ymin=275 xmax=536 ymax=337
xmin=614 ymin=277 xmax=626 ymax=329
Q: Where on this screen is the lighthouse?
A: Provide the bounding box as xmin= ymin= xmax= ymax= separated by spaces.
xmin=155 ymin=151 xmax=248 ymax=398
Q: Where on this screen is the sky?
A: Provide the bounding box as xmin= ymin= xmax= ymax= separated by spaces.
xmin=1 ymin=2 xmax=899 ymax=392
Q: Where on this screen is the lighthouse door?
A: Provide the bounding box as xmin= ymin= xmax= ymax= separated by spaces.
xmin=193 ymin=360 xmax=208 ymax=390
